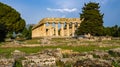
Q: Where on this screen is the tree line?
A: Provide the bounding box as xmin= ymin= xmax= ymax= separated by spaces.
xmin=103 ymin=25 xmax=120 ymax=37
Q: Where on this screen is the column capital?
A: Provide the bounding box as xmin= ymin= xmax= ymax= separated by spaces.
xmin=77 ymin=21 xmax=81 ymax=24
xmin=54 ymin=22 xmax=59 ymax=24
xmin=72 ymin=22 xmax=76 ymax=24
xmin=60 ymin=22 xmax=65 ymax=24
xmin=66 ymin=22 xmax=70 ymax=24
xmin=48 ymin=22 xmax=53 ymax=24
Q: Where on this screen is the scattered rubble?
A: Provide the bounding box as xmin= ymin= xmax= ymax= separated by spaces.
xmin=109 ymin=48 xmax=120 ymax=57
xmin=0 ymin=48 xmax=120 ymax=67
xmin=0 ymin=58 xmax=15 ymax=67
xmin=90 ymin=50 xmax=110 ymax=59
xmin=11 ymin=50 xmax=25 ymax=59
xmin=22 ymin=54 xmax=56 ymax=67
xmin=74 ymin=58 xmax=112 ymax=67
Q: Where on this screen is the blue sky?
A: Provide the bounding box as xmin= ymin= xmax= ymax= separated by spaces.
xmin=0 ymin=0 xmax=120 ymax=26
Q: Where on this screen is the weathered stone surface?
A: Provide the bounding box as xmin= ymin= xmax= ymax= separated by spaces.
xmin=0 ymin=58 xmax=15 ymax=67
xmin=109 ymin=48 xmax=120 ymax=57
xmin=41 ymin=38 xmax=51 ymax=45
xmin=74 ymin=58 xmax=112 ymax=67
xmin=41 ymin=48 xmax=63 ymax=59
xmin=11 ymin=50 xmax=25 ymax=59
xmin=91 ymin=50 xmax=109 ymax=59
xmin=22 ymin=54 xmax=56 ymax=67
xmin=0 ymin=46 xmax=120 ymax=67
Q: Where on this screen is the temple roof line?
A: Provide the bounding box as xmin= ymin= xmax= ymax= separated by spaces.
xmin=32 ymin=18 xmax=81 ymax=30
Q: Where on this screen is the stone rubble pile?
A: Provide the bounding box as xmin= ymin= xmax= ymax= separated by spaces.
xmin=0 ymin=48 xmax=120 ymax=67
xmin=74 ymin=58 xmax=112 ymax=67
xmin=11 ymin=50 xmax=25 ymax=59
xmin=0 ymin=58 xmax=14 ymax=67
xmin=109 ymin=48 xmax=120 ymax=57
xmin=22 ymin=54 xmax=56 ymax=67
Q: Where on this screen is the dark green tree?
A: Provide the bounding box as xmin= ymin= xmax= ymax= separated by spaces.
xmin=0 ymin=2 xmax=26 ymax=41
xmin=0 ymin=23 xmax=7 ymax=42
xmin=103 ymin=27 xmax=112 ymax=36
xmin=103 ymin=25 xmax=120 ymax=37
xmin=109 ymin=25 xmax=119 ymax=37
xmin=21 ymin=25 xmax=33 ymax=39
xmin=21 ymin=27 xmax=29 ymax=38
xmin=27 ymin=25 xmax=32 ymax=39
xmin=0 ymin=2 xmax=26 ymax=33
xmin=118 ymin=26 xmax=120 ymax=37
xmin=76 ymin=2 xmax=104 ymax=36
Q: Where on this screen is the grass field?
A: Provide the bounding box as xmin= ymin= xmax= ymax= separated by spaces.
xmin=0 ymin=38 xmax=120 ymax=58
xmin=23 ymin=38 xmax=120 ymax=45
xmin=0 ymin=45 xmax=120 ymax=58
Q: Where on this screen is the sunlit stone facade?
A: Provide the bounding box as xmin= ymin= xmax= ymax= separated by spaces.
xmin=32 ymin=18 xmax=82 ymax=38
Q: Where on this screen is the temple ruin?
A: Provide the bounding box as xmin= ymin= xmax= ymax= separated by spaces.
xmin=32 ymin=18 xmax=82 ymax=38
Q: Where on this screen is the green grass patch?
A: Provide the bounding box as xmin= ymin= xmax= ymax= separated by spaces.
xmin=102 ymin=40 xmax=120 ymax=44
xmin=0 ymin=45 xmax=120 ymax=58
xmin=24 ymin=39 xmax=41 ymax=44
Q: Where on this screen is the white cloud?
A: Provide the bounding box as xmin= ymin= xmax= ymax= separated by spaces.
xmin=47 ymin=8 xmax=77 ymax=13
xmin=61 ymin=15 xmax=66 ymax=18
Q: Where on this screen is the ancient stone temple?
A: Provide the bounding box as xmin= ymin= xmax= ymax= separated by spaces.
xmin=32 ymin=18 xmax=82 ymax=38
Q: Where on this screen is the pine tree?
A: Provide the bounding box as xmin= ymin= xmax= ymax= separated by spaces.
xmin=76 ymin=2 xmax=104 ymax=36
xmin=0 ymin=23 xmax=6 ymax=42
xmin=0 ymin=2 xmax=26 ymax=33
xmin=0 ymin=2 xmax=26 ymax=41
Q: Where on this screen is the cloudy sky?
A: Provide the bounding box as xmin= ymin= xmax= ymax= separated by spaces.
xmin=0 ymin=0 xmax=120 ymax=26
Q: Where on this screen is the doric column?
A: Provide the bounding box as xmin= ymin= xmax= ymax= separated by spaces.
xmin=39 ymin=27 xmax=41 ymax=36
xmin=60 ymin=23 xmax=64 ymax=36
xmin=43 ymin=23 xmax=46 ymax=36
xmin=78 ymin=23 xmax=80 ymax=27
xmin=55 ymin=23 xmax=58 ymax=36
xmin=66 ymin=23 xmax=70 ymax=36
xmin=72 ymin=23 xmax=75 ymax=37
xmin=49 ymin=23 xmax=52 ymax=36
